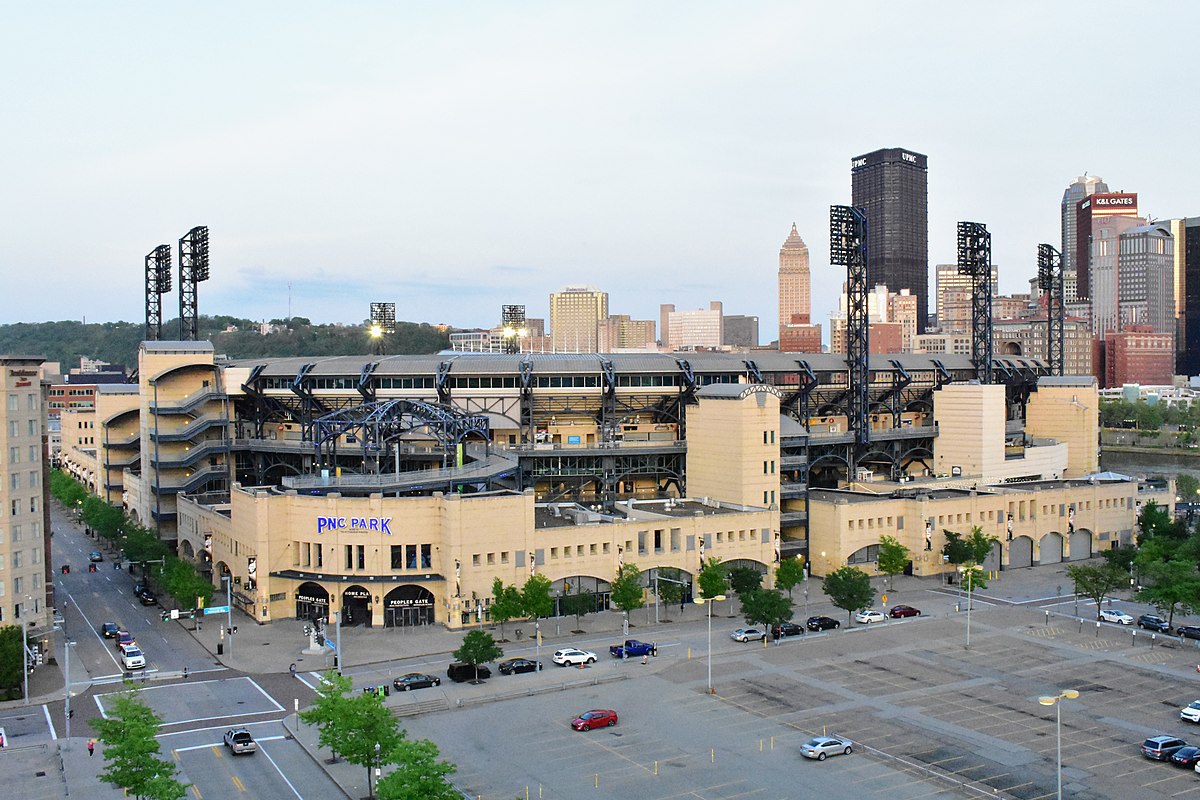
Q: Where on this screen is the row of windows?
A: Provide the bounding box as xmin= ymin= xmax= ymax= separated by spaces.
xmin=290 ymin=541 xmax=435 ymax=571
xmin=259 ymin=373 xmax=748 ymax=392
xmin=7 ymin=394 xmax=38 ymax=412
xmin=10 ymin=497 xmax=39 ymax=515
xmin=6 ymin=420 xmax=38 ymax=438
xmin=0 ymin=521 xmax=41 ymax=544
xmin=845 ymin=497 xmax=1133 ymax=531
xmin=2 ymin=446 xmax=41 ymax=464
xmin=7 ymin=471 xmax=40 ymax=490
xmin=3 ymin=547 xmax=41 ymax=570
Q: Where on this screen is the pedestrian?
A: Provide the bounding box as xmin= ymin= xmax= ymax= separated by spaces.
xmin=641 ymin=653 xmax=648 ymax=665
xmin=87 ymin=739 xmax=95 ymax=757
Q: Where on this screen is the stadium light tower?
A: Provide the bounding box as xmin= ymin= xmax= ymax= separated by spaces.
xmin=178 ymin=226 xmax=210 ymax=340
xmin=369 ymin=302 xmax=396 ymax=355
xmin=144 ymin=245 xmax=172 ymax=341
xmin=502 ymin=305 xmax=528 ymax=354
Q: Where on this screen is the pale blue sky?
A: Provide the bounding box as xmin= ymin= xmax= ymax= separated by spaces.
xmin=3 ymin=2 xmax=1196 ymax=341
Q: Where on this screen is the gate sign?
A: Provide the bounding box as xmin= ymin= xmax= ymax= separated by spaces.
xmin=317 ymin=516 xmax=393 ymax=534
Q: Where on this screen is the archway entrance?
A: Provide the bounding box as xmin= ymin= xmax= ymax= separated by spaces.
xmin=383 ymin=585 xmax=435 ymax=627
xmin=552 ymin=576 xmax=611 ymax=618
xmin=341 ymin=585 xmax=372 ymax=627
xmin=1008 ymin=536 xmax=1033 ymax=569
xmin=295 ymin=582 xmax=329 ymax=621
xmin=1038 ymin=532 xmax=1064 ymax=565
xmin=1069 ymin=530 xmax=1092 ymax=561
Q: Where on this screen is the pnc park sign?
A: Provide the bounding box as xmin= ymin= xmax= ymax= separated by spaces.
xmin=316 ymin=516 xmax=393 ymax=534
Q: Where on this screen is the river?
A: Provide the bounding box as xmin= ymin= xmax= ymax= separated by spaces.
xmin=1100 ymin=448 xmax=1200 ymax=480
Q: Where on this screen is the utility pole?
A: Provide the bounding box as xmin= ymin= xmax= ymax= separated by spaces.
xmin=226 ymin=577 xmax=233 ymax=661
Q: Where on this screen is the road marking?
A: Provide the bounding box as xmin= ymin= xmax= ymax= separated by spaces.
xmin=68 ymin=592 xmax=123 ymax=670
xmin=190 ymin=783 xmax=202 ymax=799
xmin=258 ymin=740 xmax=306 ymax=800
xmin=175 ymin=735 xmax=286 ymax=753
xmin=295 ymin=672 xmax=319 ymax=691
xmin=42 ymin=705 xmax=56 ymax=740
xmin=159 ymin=720 xmax=283 ymax=738
xmin=245 ymin=677 xmax=286 ymax=712
xmin=231 ymin=775 xmax=246 ymax=792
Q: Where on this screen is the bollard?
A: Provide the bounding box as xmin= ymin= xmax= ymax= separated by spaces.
xmin=711 ymin=748 xmax=715 ymax=763
xmin=687 ymin=647 xmax=691 ymax=660
xmin=771 ymin=736 xmax=775 ymax=751
xmin=1096 ymin=620 xmax=1100 ymax=637
xmin=1078 ymin=618 xmax=1083 ymax=633
xmin=1152 ymin=633 xmax=1157 ymax=647
xmin=654 ymin=761 xmax=659 ymax=776
xmin=1045 ymin=610 xmax=1050 ymax=625
xmin=1132 ymin=629 xmax=1136 ymax=647
xmin=759 ymin=738 xmax=763 ymax=752
xmin=594 ymin=774 xmax=599 ymax=789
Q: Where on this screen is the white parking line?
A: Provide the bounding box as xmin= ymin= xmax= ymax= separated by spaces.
xmin=42 ymin=705 xmax=56 ymax=740
xmin=158 ymin=720 xmax=282 ymax=738
xmin=174 ymin=734 xmax=286 ymax=753
xmin=258 ymin=740 xmax=306 ymax=799
xmin=295 ymin=672 xmax=319 ymax=691
xmin=246 ymin=677 xmax=286 ymax=712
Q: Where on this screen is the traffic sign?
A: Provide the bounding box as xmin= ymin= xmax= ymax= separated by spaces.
xmin=324 ymin=640 xmax=337 ymax=651
xmin=204 ymin=606 xmax=231 ymax=615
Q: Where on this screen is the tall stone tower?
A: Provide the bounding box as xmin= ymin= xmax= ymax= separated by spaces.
xmin=778 ymin=223 xmax=811 ymax=338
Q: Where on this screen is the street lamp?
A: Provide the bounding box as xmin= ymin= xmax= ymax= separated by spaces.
xmin=1039 ymin=689 xmax=1080 ymax=800
xmin=64 ymin=639 xmax=76 ymax=748
xmin=958 ymin=564 xmax=981 ymax=649
xmin=368 ymin=741 xmax=381 ymax=799
xmin=693 ymin=594 xmax=726 ymax=694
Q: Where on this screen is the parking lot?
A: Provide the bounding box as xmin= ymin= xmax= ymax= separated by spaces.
xmin=397 ymin=597 xmax=1200 ymax=800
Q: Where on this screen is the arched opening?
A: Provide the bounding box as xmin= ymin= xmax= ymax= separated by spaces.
xmin=214 ymin=560 xmax=231 ymax=579
xmin=847 ymin=543 xmax=881 ymax=567
xmin=341 ymin=585 xmax=372 ymax=627
xmin=551 ymin=575 xmax=612 ymax=618
xmin=636 ymin=567 xmax=694 ymax=608
xmin=1008 ymin=535 xmax=1033 ymax=569
xmin=1069 ymin=529 xmax=1092 ymax=561
xmin=383 ymin=585 xmax=436 ymax=628
xmin=295 ymin=581 xmax=330 ymax=622
xmin=1001 ymin=342 xmax=1022 ymax=356
xmin=1038 ymin=532 xmax=1064 ymax=565
xmin=179 ymin=540 xmax=195 ymax=559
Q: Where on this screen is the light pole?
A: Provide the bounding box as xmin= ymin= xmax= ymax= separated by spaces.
xmin=959 ymin=565 xmax=980 ymax=649
xmin=693 ymin=594 xmax=726 ymax=694
xmin=803 ymin=583 xmax=809 ymax=622
xmin=1039 ymin=689 xmax=1080 ymax=800
xmin=221 ymin=575 xmax=234 ymax=660
xmin=368 ymin=741 xmax=381 ymax=799
xmin=21 ymin=608 xmax=28 ymax=705
xmin=64 ymin=638 xmax=76 ymax=747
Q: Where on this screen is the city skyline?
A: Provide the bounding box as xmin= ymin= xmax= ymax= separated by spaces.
xmin=2 ymin=4 xmax=1198 ymax=339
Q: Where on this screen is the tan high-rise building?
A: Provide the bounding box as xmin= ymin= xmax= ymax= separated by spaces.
xmin=935 ymin=263 xmax=998 ymax=334
xmin=549 ymin=286 xmax=608 ymax=353
xmin=667 ymin=302 xmax=724 ymax=351
xmin=778 ymin=224 xmax=811 ymax=340
xmin=0 ymin=356 xmax=51 ymax=632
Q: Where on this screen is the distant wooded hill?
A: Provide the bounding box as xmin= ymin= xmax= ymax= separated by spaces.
xmin=0 ymin=316 xmax=451 ymax=370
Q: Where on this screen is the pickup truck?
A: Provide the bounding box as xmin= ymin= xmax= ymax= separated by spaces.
xmin=609 ymin=639 xmax=657 ymax=658
xmin=223 ymin=728 xmax=257 ymax=755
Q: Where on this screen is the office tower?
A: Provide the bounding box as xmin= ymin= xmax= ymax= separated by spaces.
xmin=935 ymin=263 xmax=998 ymax=334
xmin=1061 ymin=174 xmax=1110 ymax=299
xmin=1117 ymin=223 xmax=1175 ymax=335
xmin=667 ymin=302 xmax=724 ymax=350
xmin=778 ymin=224 xmax=811 ymax=338
xmin=549 ymin=286 xmax=608 ymax=353
xmin=1177 ymin=218 xmax=1200 ymax=375
xmin=722 ymin=315 xmax=759 ymax=348
xmin=1077 ymin=191 xmax=1139 ymax=302
xmin=0 ymin=356 xmax=50 ymax=631
xmin=598 ymin=315 xmax=657 ymax=351
xmin=851 ymin=148 xmax=929 ymax=331
xmin=659 ymin=304 xmax=675 ymax=350
xmin=1086 ymin=206 xmax=1144 ymax=335
xmin=829 ymin=285 xmax=916 ymax=353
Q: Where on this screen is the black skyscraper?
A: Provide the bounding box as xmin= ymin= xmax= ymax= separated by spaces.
xmin=1183 ymin=218 xmax=1200 ymax=376
xmin=851 ymin=148 xmax=930 ymax=332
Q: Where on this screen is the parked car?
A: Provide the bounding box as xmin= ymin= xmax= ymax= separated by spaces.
xmin=552 ymin=648 xmax=597 ymax=667
xmin=1138 ymin=614 xmax=1172 ymax=632
xmin=806 ymin=616 xmax=840 ymax=631
xmin=223 ymin=728 xmax=257 ymax=754
xmin=133 ymin=581 xmax=147 ymax=595
xmin=609 ymin=640 xmax=657 ymax=658
xmin=854 ymin=609 xmax=887 ymax=624
xmin=889 ymin=605 xmax=920 ymax=618
xmin=89 ymin=551 xmax=103 ymax=562
xmin=571 ymin=709 xmax=618 ymax=731
xmin=800 ymin=735 xmax=853 ymax=760
xmin=1099 ymin=608 xmax=1134 ymax=625
xmin=730 ymin=627 xmax=767 ymax=642
xmin=115 ymin=631 xmax=135 ymax=650
xmin=446 ymin=662 xmax=490 ymax=682
xmin=1142 ymin=735 xmax=1188 ymax=761
xmin=1178 ymin=626 xmax=1200 ymax=640
xmin=498 ymin=658 xmax=540 ymax=675
xmin=771 ymin=622 xmax=804 ymax=638
xmin=120 ymin=647 xmax=146 ymax=670
xmin=137 ymin=590 xmax=157 ymax=606
xmin=1180 ymin=701 xmax=1200 ymax=723
xmin=392 ymin=672 xmax=441 ymax=691
xmin=1171 ymin=746 xmax=1200 ymax=768
xmin=100 ymin=621 xmax=120 ymax=639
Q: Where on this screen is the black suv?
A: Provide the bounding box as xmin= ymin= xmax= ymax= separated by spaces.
xmin=1138 ymin=614 xmax=1171 ymax=632
xmin=447 ymin=662 xmax=491 ymax=682
xmin=806 ymin=616 xmax=840 ymax=631
xmin=1179 ymin=626 xmax=1200 ymax=640
xmin=771 ymin=622 xmax=804 ymax=638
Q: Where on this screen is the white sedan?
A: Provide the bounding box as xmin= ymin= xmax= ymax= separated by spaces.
xmin=1099 ymin=608 xmax=1134 ymax=625
xmin=552 ymin=648 xmax=597 ymax=666
xmin=854 ymin=609 xmax=887 ymax=624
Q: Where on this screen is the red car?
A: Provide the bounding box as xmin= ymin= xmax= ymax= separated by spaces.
xmin=571 ymin=709 xmax=618 ymax=731
xmin=889 ymin=605 xmax=920 ymax=618
xmin=115 ymin=631 xmax=135 ymax=650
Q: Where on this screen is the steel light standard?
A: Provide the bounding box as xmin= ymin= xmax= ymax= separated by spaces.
xmin=64 ymin=639 xmax=76 ymax=747
xmin=959 ymin=565 xmax=981 ymax=649
xmin=693 ymin=594 xmax=726 ymax=694
xmin=1039 ymin=689 xmax=1080 ymax=800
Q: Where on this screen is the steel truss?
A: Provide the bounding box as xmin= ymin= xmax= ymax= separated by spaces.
xmin=312 ymin=399 xmax=490 ymax=473
xmin=144 ymin=245 xmax=172 ymax=341
xmin=831 ymin=205 xmax=870 ymax=447
xmin=957 ymin=221 xmax=994 ymax=383
xmin=1037 ymin=244 xmax=1065 ymax=376
xmin=178 ymin=226 xmax=210 ymax=341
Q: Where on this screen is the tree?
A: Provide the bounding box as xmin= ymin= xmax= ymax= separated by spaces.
xmin=942 ymin=529 xmax=972 ymax=568
xmin=452 ymin=630 xmax=503 ymax=683
xmin=740 ymin=588 xmax=793 ymax=632
xmin=1066 ymin=562 xmax=1127 ymax=618
xmin=299 ymin=670 xmax=355 ymax=762
xmin=822 ymin=566 xmax=874 ymax=625
xmin=876 ymin=535 xmax=910 ymax=591
xmin=610 ymin=564 xmax=645 ymax=616
xmin=159 ymin=558 xmax=213 ymax=609
xmin=774 ymin=556 xmax=805 ymax=600
xmin=559 ymin=591 xmax=595 ymax=630
xmin=1138 ymin=501 xmax=1176 ymax=544
xmin=91 ymin=683 xmax=188 ymax=800
xmin=728 ymin=567 xmax=763 ymax=598
xmin=338 ymin=691 xmax=408 ymax=797
xmin=488 ymin=578 xmax=523 ymax=642
xmin=0 ymin=625 xmax=24 ymax=701
xmin=1178 ymin=474 xmax=1200 ymax=504
xmin=696 ymin=557 xmax=728 ymax=599
xmin=376 ymin=737 xmax=460 ymax=800
xmin=963 ymin=526 xmax=998 ymax=565
xmin=520 ymin=574 xmax=554 ymax=620
xmin=1100 ymin=544 xmax=1138 ymax=573
xmin=1137 ymin=560 xmax=1200 ymax=626
xmin=652 ymin=568 xmax=685 ymax=609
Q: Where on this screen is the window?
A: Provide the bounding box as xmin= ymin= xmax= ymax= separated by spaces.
xmin=28 ymin=471 xmax=36 ymax=487
xmin=8 ymin=448 xmax=18 ymax=463
xmin=550 ymin=547 xmax=558 ymax=559
xmin=10 ymin=500 xmax=17 ymax=517
xmin=344 ymin=545 xmax=353 ymax=570
xmin=7 ymin=421 xmax=17 ymax=437
xmin=29 ymin=497 xmax=37 ymax=514
xmin=27 ymin=420 xmax=36 ymax=436
xmin=407 ymin=545 xmax=417 ymax=569
xmin=6 ymin=394 xmax=16 ymax=411
xmin=11 ymin=526 xmax=19 ymax=543
xmin=472 ymin=554 xmax=480 ymax=566
xmin=390 ymin=545 xmax=403 ymax=570
xmin=421 ymin=544 xmax=431 ymax=569
xmin=8 ymin=474 xmax=17 ymax=490
xmin=487 ymin=552 xmax=496 ymax=564
xmin=501 ymin=551 xmax=509 ymax=564
xmin=315 ymin=543 xmax=323 ymax=568
xmin=11 ymin=551 xmax=22 ymax=569
xmin=357 ymin=545 xmax=365 ymax=570
xmin=638 ymin=531 xmax=647 ymax=555
xmin=302 ymin=543 xmax=311 ymax=567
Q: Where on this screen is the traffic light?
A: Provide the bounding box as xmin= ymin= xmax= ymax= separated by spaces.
xmin=303 ymin=625 xmax=311 ymax=637
xmin=315 ymin=631 xmax=325 ymax=646
xmin=189 ymin=610 xmax=197 ymax=620
xmin=231 ymin=626 xmax=238 ymax=635
xmin=161 ymin=610 xmax=170 ymax=622
xmin=35 ymin=649 xmax=44 ymax=666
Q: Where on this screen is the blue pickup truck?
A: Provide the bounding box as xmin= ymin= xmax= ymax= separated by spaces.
xmin=609 ymin=639 xmax=657 ymax=658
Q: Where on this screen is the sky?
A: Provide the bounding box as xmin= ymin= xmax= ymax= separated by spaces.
xmin=3 ymin=2 xmax=1197 ymax=342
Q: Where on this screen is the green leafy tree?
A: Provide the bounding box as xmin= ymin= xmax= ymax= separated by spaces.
xmin=0 ymin=625 xmax=25 ymax=700
xmin=159 ymin=558 xmax=214 ymax=610
xmin=728 ymin=566 xmax=763 ymax=598
xmin=559 ymin=590 xmax=595 ymax=630
xmin=876 ymin=535 xmax=910 ymax=591
xmin=376 ymin=737 xmax=460 ymax=800
xmin=1178 ymin=474 xmax=1200 ymax=503
xmin=610 ymin=564 xmax=645 ymax=616
xmin=963 ymin=525 xmax=998 ymax=565
xmin=740 ymin=588 xmax=793 ymax=631
xmin=298 ymin=670 xmax=355 ymax=762
xmin=696 ymin=557 xmax=727 ymax=599
xmin=1100 ymin=544 xmax=1138 ymax=573
xmin=822 ymin=566 xmax=875 ymax=625
xmin=1136 ymin=560 xmax=1200 ymax=626
xmin=1066 ymin=562 xmax=1127 ymax=618
xmin=774 ymin=556 xmax=805 ymax=600
xmin=91 ymin=683 xmax=188 ymax=800
xmin=652 ymin=568 xmax=686 ymax=609
xmin=337 ymin=691 xmax=408 ymax=797
xmin=1138 ymin=501 xmax=1177 ymax=543
xmin=488 ymin=578 xmax=522 ymax=642
xmin=520 ymin=574 xmax=554 ymax=620
xmin=942 ymin=529 xmax=972 ymax=567
xmin=452 ymin=630 xmax=503 ymax=682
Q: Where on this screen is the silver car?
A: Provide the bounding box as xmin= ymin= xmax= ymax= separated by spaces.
xmin=800 ymin=735 xmax=853 ymax=760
